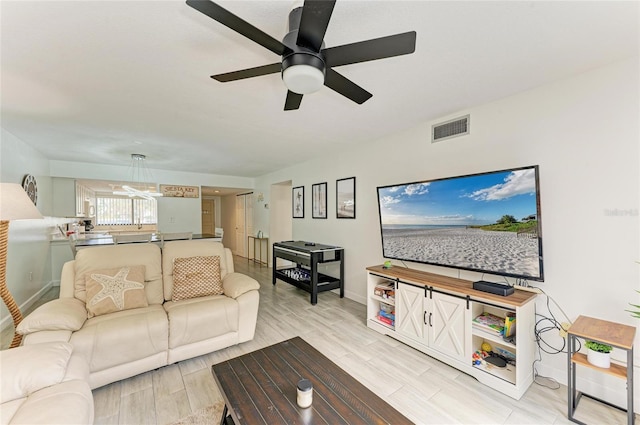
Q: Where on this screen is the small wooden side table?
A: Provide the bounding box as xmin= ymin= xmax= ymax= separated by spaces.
xmin=567 ymin=315 xmax=636 ymax=425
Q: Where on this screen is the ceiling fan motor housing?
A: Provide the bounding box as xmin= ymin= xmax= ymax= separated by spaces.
xmin=280 ymin=6 xmax=326 ymax=94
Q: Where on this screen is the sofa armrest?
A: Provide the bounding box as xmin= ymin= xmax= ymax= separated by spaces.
xmin=23 ymin=330 xmax=73 ymax=346
xmin=0 ymin=342 xmax=73 ymax=403
xmin=17 ymin=298 xmax=87 ymax=336
xmin=222 ymin=273 xmax=260 ymax=299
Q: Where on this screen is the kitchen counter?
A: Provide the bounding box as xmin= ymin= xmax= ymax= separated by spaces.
xmin=73 ymin=233 xmax=220 ymax=247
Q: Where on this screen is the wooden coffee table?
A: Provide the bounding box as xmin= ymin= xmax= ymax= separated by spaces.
xmin=212 ymin=337 xmax=412 ymax=424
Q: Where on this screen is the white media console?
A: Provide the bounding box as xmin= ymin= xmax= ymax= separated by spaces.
xmin=366 ymin=264 xmax=538 ymax=399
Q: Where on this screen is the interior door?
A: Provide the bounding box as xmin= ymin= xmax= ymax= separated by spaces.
xmin=235 ymin=195 xmax=246 ymax=257
xmin=233 ymin=193 xmax=254 ymax=257
xmin=201 ymin=199 xmax=215 ymax=235
xmin=245 ymin=193 xmax=254 ymax=243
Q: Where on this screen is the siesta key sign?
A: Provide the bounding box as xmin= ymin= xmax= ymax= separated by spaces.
xmin=159 ymin=185 xmax=200 ymax=198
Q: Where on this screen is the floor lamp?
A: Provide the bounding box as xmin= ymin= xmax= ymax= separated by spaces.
xmin=0 ymin=183 xmax=43 ymax=348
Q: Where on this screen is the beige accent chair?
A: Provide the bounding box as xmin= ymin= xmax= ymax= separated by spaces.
xmin=17 ymin=240 xmax=260 ymax=390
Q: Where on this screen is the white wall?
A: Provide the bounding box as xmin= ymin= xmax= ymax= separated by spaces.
xmin=157 ymin=197 xmax=201 ymax=234
xmin=254 ymin=58 xmax=639 ymax=409
xmin=49 ymin=160 xmax=254 ymax=190
xmin=0 ymin=129 xmax=55 ymax=329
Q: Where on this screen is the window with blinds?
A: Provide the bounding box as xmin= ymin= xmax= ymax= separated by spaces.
xmin=96 ymin=196 xmax=158 ymax=225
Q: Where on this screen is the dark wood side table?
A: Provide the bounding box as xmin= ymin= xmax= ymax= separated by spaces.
xmin=567 ymin=315 xmax=636 ymax=425
xmin=212 ymin=337 xmax=412 ymax=425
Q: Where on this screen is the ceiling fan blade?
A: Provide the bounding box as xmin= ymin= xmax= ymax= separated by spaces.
xmin=284 ymin=91 xmax=303 ymax=111
xmin=186 ymin=0 xmax=288 ymax=56
xmin=212 ymin=63 xmax=282 ymax=82
xmin=324 ymin=68 xmax=372 ymax=104
xmin=323 ymin=31 xmax=416 ymax=68
xmin=296 ymin=0 xmax=336 ymax=52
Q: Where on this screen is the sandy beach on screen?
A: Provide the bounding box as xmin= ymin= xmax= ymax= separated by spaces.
xmin=382 ymin=227 xmax=540 ymax=277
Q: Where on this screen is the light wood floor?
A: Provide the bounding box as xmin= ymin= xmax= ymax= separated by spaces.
xmin=5 ymin=258 xmax=636 ymax=424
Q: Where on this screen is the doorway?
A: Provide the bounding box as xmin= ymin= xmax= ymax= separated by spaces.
xmin=201 ymin=198 xmax=215 ymax=235
xmin=234 ymin=193 xmax=254 ymax=257
xmin=269 ymin=181 xmax=292 ymax=268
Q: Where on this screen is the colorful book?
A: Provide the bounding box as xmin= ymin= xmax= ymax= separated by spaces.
xmin=377 ymin=315 xmax=395 ymax=326
xmin=378 ymin=310 xmax=395 ymax=321
xmin=472 ymin=312 xmax=504 ymax=335
xmin=504 ymin=313 xmax=516 ymax=337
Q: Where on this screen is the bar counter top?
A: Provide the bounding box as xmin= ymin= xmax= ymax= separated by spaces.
xmin=53 ymin=233 xmax=221 ymax=247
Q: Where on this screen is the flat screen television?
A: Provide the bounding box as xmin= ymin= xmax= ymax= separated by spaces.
xmin=376 ymin=165 xmax=543 ymax=281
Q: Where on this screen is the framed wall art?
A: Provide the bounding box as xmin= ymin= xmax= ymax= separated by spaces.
xmin=292 ymin=186 xmax=304 ymax=218
xmin=336 ymin=177 xmax=356 ymax=219
xmin=312 ymin=182 xmax=327 ymax=219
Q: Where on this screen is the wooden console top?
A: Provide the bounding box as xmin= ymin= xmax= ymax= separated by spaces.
xmin=367 ymin=265 xmax=537 ymax=308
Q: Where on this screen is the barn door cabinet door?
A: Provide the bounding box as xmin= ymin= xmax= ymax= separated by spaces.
xmin=395 ymin=282 xmax=469 ymax=363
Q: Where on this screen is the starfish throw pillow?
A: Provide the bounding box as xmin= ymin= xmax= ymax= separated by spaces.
xmin=85 ymin=265 xmax=148 ymax=318
xmin=172 ymin=256 xmax=223 ymax=301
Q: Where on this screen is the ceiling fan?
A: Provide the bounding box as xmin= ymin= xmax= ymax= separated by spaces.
xmin=186 ymin=0 xmax=417 ymax=111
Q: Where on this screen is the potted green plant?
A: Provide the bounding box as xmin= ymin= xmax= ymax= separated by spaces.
xmin=585 ymin=340 xmax=612 ymax=368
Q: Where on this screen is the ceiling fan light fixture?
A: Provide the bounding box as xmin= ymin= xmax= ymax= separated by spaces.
xmin=282 ymin=64 xmax=324 ymax=94
xmin=281 ymin=53 xmax=326 ymax=95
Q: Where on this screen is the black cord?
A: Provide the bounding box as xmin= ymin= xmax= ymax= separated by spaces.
xmin=529 ymin=288 xmax=578 ymax=389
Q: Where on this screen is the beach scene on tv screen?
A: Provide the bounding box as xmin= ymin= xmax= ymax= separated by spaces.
xmin=378 ymin=167 xmax=541 ymax=279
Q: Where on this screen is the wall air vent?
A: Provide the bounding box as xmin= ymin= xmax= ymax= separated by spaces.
xmin=432 ymin=115 xmax=470 ymax=143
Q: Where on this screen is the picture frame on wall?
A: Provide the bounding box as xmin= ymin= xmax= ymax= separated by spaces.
xmin=292 ymin=186 xmax=304 ymax=218
xmin=312 ymin=182 xmax=328 ymax=219
xmin=336 ymin=177 xmax=356 ymax=219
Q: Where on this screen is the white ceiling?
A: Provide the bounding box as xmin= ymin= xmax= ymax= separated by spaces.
xmin=2 ymin=1 xmax=638 ymax=178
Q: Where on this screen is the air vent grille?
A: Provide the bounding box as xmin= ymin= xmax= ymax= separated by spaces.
xmin=432 ymin=115 xmax=470 ymax=142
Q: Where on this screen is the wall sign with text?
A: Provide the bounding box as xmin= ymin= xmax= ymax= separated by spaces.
xmin=160 ymin=185 xmax=200 ymax=198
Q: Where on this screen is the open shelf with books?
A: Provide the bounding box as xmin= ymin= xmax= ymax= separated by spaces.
xmin=367 ymin=273 xmax=396 ymax=331
xmin=469 ymin=299 xmax=535 ymax=395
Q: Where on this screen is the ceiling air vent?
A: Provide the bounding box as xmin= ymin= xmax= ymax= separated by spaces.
xmin=432 ymin=115 xmax=470 ymax=143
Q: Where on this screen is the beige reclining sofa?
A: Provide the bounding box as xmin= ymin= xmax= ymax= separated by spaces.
xmin=0 ymin=342 xmax=94 ymax=425
xmin=15 ymin=240 xmax=260 ymax=391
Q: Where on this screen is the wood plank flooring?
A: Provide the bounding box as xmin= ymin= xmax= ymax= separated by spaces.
xmin=4 ymin=258 xmax=637 ymax=424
